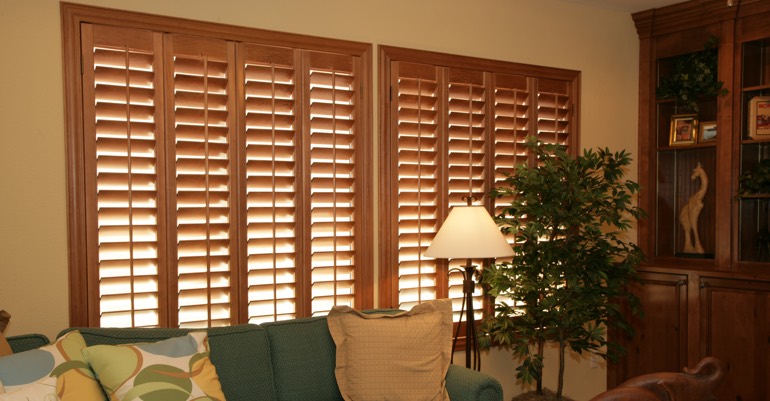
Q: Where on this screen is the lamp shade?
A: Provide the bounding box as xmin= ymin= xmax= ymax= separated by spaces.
xmin=424 ymin=206 xmax=515 ymax=259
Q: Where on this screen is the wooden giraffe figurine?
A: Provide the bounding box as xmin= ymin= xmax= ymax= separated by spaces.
xmin=679 ymin=163 xmax=707 ymax=254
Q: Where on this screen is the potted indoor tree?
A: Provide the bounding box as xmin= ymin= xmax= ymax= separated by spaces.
xmin=479 ymin=137 xmax=645 ymax=400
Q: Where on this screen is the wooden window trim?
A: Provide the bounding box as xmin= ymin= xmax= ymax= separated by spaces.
xmin=62 ymin=2 xmax=373 ymax=327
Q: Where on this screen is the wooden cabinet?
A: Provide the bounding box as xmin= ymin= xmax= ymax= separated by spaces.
xmin=615 ymin=271 xmax=689 ymax=380
xmin=699 ymin=277 xmax=770 ymax=400
xmin=613 ymin=1 xmax=770 ymax=399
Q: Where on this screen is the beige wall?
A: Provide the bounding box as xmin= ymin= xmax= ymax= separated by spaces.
xmin=0 ymin=0 xmax=640 ymax=399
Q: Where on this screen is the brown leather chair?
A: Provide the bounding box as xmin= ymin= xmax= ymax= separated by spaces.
xmin=590 ymin=357 xmax=727 ymax=401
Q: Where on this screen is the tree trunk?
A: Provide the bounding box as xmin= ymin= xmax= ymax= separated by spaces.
xmin=557 ymin=340 xmax=565 ymax=399
xmin=536 ymin=339 xmax=544 ymax=395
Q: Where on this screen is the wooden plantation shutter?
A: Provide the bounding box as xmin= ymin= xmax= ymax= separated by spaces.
xmin=64 ymin=3 xmax=372 ymax=328
xmin=306 ymin=52 xmax=360 ymax=316
xmin=445 ymin=68 xmax=489 ymax=319
xmin=389 ymin=62 xmax=442 ymax=310
xmin=380 ymin=45 xmax=579 ymax=314
xmin=491 ymin=73 xmax=531 ymax=216
xmin=239 ymin=44 xmax=300 ymax=323
xmin=384 ymin=61 xmax=493 ymax=316
xmin=81 ymin=24 xmax=166 ymax=328
xmin=166 ymin=35 xmax=238 ymax=328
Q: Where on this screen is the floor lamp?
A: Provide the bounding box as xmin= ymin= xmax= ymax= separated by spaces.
xmin=424 ymin=199 xmax=514 ymax=370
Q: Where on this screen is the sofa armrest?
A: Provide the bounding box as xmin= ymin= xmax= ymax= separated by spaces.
xmin=446 ymin=364 xmax=503 ymax=401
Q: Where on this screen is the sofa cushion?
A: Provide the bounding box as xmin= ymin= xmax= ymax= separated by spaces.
xmin=83 ymin=332 xmax=226 ymax=401
xmin=61 ymin=324 xmax=275 ymax=401
xmin=0 ymin=331 xmax=104 ymax=401
xmin=327 ymin=299 xmax=453 ymax=401
xmin=262 ymin=317 xmax=342 ymax=401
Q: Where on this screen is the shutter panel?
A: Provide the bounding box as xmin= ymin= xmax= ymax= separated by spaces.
xmin=305 ymin=52 xmax=359 ymax=316
xmin=240 ymin=44 xmax=300 ymax=323
xmin=166 ymin=35 xmax=238 ymax=328
xmin=82 ymin=24 xmax=165 ymax=328
xmin=445 ymin=68 xmax=488 ymax=320
xmin=393 ymin=62 xmax=442 ymax=311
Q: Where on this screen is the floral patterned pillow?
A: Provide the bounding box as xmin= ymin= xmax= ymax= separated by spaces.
xmin=0 ymin=331 xmax=104 ymax=401
xmin=82 ymin=332 xmax=225 ymax=401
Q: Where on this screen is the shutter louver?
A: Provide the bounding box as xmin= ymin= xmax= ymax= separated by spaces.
xmin=241 ymin=44 xmax=299 ymax=323
xmin=168 ymin=35 xmax=237 ymax=328
xmin=84 ymin=24 xmax=164 ymax=328
xmin=306 ymin=52 xmax=358 ymax=316
xmin=394 ymin=62 xmax=441 ymax=311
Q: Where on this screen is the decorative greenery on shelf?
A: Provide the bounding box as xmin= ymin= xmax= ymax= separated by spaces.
xmin=656 ymin=36 xmax=728 ymax=112
xmin=479 ymin=137 xmax=645 ymax=400
xmin=738 ymin=159 xmax=770 ymax=197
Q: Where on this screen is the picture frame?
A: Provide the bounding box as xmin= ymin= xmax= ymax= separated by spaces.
xmin=749 ymin=96 xmax=770 ymax=138
xmin=669 ymin=114 xmax=698 ymax=146
xmin=699 ymin=121 xmax=717 ymax=143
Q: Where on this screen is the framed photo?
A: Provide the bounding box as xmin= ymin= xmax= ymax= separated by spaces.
xmin=699 ymin=121 xmax=717 ymax=142
xmin=669 ymin=114 xmax=698 ymax=146
xmin=749 ymin=96 xmax=770 ymax=138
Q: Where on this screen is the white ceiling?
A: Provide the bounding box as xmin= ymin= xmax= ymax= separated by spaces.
xmin=564 ymin=0 xmax=686 ymax=13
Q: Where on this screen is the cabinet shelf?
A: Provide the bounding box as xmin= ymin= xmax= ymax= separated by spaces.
xmin=742 ymin=84 xmax=770 ymax=92
xmin=741 ymin=137 xmax=770 ymax=144
xmin=657 ymin=142 xmax=716 ymax=151
xmin=739 ymin=194 xmax=770 ymax=199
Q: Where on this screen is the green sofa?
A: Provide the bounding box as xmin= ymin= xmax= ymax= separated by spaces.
xmin=6 ymin=314 xmax=503 ymax=401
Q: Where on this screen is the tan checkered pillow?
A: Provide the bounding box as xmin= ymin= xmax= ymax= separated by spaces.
xmin=327 ymin=299 xmax=453 ymax=401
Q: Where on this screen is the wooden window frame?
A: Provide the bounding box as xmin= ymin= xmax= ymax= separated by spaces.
xmin=61 ymin=2 xmax=373 ymax=327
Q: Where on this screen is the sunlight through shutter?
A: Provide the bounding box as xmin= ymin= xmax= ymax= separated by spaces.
xmin=83 ymin=24 xmax=164 ymax=328
xmin=241 ymin=44 xmax=299 ymax=323
xmin=167 ymin=35 xmax=237 ymax=328
xmin=306 ymin=52 xmax=359 ymax=316
xmin=393 ymin=62 xmax=441 ymax=311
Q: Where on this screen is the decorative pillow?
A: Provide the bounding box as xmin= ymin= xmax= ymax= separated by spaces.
xmin=327 ymin=298 xmax=453 ymax=401
xmin=0 ymin=331 xmax=103 ymax=401
xmin=0 ymin=376 xmax=58 ymax=401
xmin=82 ymin=331 xmax=226 ymax=401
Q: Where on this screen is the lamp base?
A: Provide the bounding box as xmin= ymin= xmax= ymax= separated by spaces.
xmin=450 ymin=264 xmax=480 ymax=371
